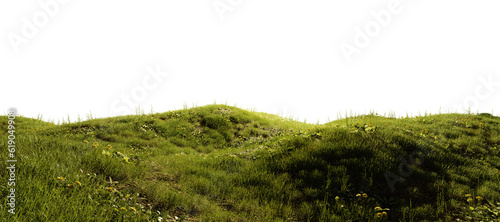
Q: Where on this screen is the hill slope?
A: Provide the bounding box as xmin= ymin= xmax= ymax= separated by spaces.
xmin=1 ymin=105 xmax=499 ymax=221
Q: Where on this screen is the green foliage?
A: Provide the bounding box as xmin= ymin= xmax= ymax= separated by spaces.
xmin=203 ymin=114 xmax=229 ymax=130
xmin=1 ymin=105 xmax=500 ymax=221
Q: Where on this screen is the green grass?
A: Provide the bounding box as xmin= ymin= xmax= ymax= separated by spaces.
xmin=1 ymin=104 xmax=499 ymax=221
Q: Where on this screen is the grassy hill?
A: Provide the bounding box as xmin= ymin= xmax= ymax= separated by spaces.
xmin=1 ymin=104 xmax=499 ymax=221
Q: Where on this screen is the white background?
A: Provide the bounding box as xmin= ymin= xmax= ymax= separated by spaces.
xmin=1 ymin=0 xmax=499 ymax=124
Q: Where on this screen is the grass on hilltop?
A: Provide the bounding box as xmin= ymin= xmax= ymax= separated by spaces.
xmin=1 ymin=104 xmax=500 ymax=221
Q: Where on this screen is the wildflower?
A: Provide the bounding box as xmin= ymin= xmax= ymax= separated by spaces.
xmin=93 ymin=142 xmax=99 ymax=148
xmin=106 ymin=187 xmax=115 ymax=193
xmin=382 ymin=211 xmax=387 ymax=217
xmin=75 ymin=181 xmax=82 ymax=186
xmin=57 ymin=176 xmax=65 ymax=181
xmin=356 ymin=194 xmax=361 ymax=197
xmin=120 ymin=207 xmax=127 ymax=211
xmin=465 ymin=194 xmax=472 ymax=197
xmin=67 ymin=184 xmax=74 ymax=188
xmin=129 ymin=207 xmax=136 ymax=212
xmin=374 ymin=207 xmax=382 ymax=210
xmin=84 ymin=140 xmax=89 ymax=143
xmin=376 ymin=213 xmax=383 ymax=218
xmin=467 ymin=198 xmax=473 ymax=203
xmin=476 ymin=196 xmax=483 ymax=200
xmin=106 ymin=145 xmax=112 ymax=149
xmin=363 ymin=193 xmax=368 ymax=198
xmin=335 ymin=196 xmax=340 ymax=201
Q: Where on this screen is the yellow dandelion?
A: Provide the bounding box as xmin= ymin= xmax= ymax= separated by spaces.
xmin=129 ymin=207 xmax=136 ymax=212
xmin=335 ymin=196 xmax=340 ymax=201
xmin=476 ymin=196 xmax=483 ymax=200
xmin=93 ymin=142 xmax=99 ymax=148
xmin=467 ymin=198 xmax=473 ymax=203
xmin=67 ymin=184 xmax=74 ymax=188
xmin=356 ymin=194 xmax=361 ymax=197
xmin=465 ymin=194 xmax=472 ymax=197
xmin=362 ymin=193 xmax=368 ymax=198
xmin=84 ymin=140 xmax=89 ymax=143
xmin=57 ymin=176 xmax=65 ymax=181
xmin=376 ymin=213 xmax=383 ymax=218
xmin=75 ymin=181 xmax=82 ymax=186
xmin=382 ymin=211 xmax=387 ymax=217
xmin=106 ymin=187 xmax=114 ymax=193
xmin=374 ymin=207 xmax=382 ymax=210
xmin=120 ymin=207 xmax=127 ymax=211
xmin=106 ymin=145 xmax=112 ymax=149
